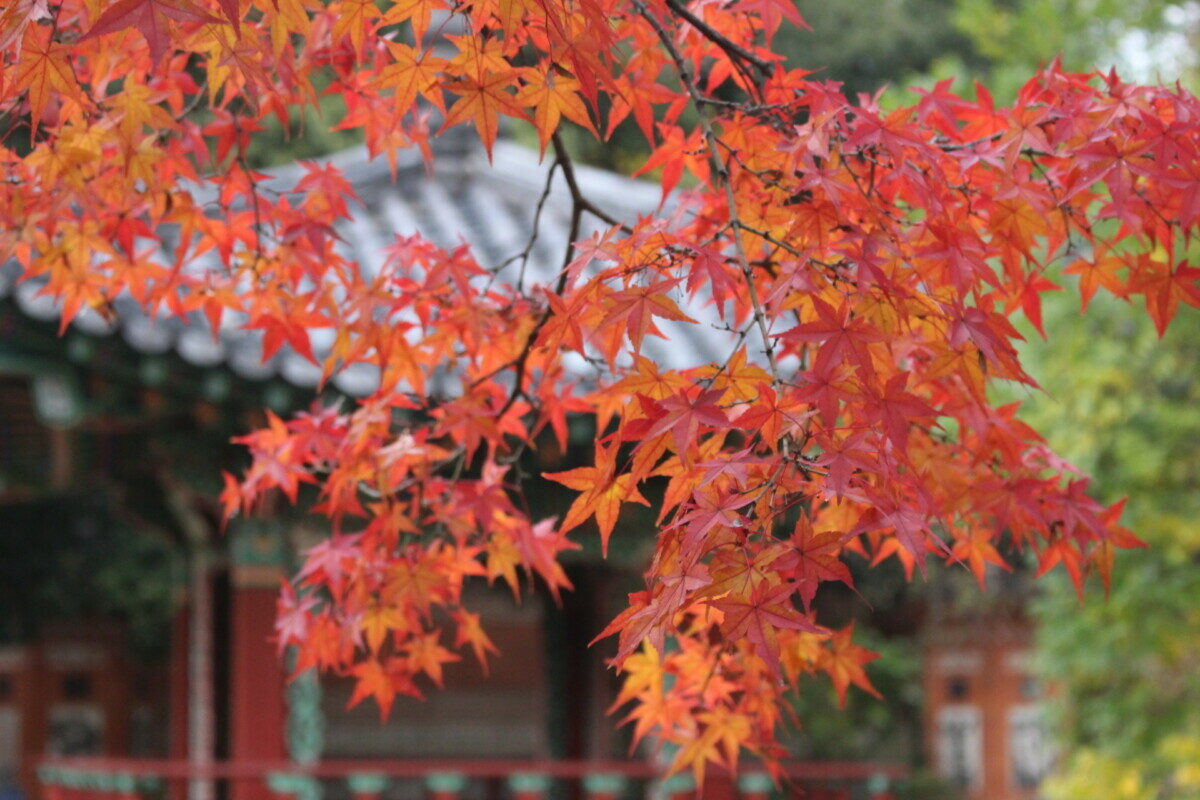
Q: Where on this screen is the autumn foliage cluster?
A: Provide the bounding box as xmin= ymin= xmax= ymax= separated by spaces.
xmin=3 ymin=0 xmax=1200 ymax=780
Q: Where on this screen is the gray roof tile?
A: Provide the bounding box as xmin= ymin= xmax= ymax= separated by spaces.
xmin=2 ymin=138 xmax=747 ymax=396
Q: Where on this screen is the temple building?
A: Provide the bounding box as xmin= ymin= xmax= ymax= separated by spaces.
xmin=0 ymin=132 xmax=1040 ymax=799
xmin=0 ymin=132 xmax=666 ymax=798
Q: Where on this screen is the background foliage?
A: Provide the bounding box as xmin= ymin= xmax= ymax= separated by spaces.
xmin=1010 ymin=289 xmax=1200 ymax=799
xmin=949 ymin=0 xmax=1200 ymax=792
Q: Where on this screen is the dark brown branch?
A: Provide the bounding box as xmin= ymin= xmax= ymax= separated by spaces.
xmin=935 ymin=131 xmax=1004 ymax=151
xmin=490 ymin=158 xmax=560 ymax=294
xmin=662 ymin=0 xmax=772 ymax=79
xmin=490 ymin=132 xmax=601 ymax=420
xmin=634 ymin=0 xmax=785 ymax=386
xmin=553 ymin=134 xmax=630 ymax=231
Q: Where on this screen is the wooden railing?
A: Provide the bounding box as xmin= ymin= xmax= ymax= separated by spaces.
xmin=37 ymin=758 xmax=907 ymax=800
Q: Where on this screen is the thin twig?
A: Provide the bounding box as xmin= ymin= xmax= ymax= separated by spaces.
xmin=489 ymin=132 xmax=602 ymax=420
xmin=662 ymin=0 xmax=772 ymax=78
xmin=635 ymin=1 xmax=785 ymax=395
xmin=935 ymin=131 xmax=1004 ymax=151
xmin=488 ymin=158 xmax=560 ymax=295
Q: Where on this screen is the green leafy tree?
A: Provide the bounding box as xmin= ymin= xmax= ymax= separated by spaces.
xmin=943 ymin=3 xmax=1200 ymax=790
xmin=780 ymin=0 xmax=985 ymax=97
xmin=954 ymin=0 xmax=1199 ymax=98
xmin=1011 ymin=288 xmax=1200 ymax=799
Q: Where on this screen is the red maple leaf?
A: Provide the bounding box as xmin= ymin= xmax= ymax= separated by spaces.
xmin=778 ymin=519 xmax=854 ymax=610
xmin=84 ymin=0 xmax=221 ymax=62
xmin=714 ymin=583 xmax=825 ymax=677
xmin=781 ymin=297 xmax=886 ymax=378
xmin=639 ymin=388 xmax=730 ymax=461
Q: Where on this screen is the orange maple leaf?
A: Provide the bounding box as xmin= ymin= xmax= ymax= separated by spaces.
xmin=330 ymin=0 xmax=379 ymax=57
xmin=440 ymin=70 xmax=525 ymax=160
xmin=359 ymin=604 xmax=406 ymax=653
xmin=544 ymin=447 xmax=649 ymax=554
xmin=517 ymin=65 xmax=597 ymax=151
xmin=379 ymin=42 xmax=446 ymax=116
xmin=14 ymin=26 xmax=82 ymax=133
xmin=451 ymin=609 xmax=499 ymax=675
xmin=347 ymin=659 xmax=421 ymax=719
xmin=949 ymin=528 xmax=1010 ymax=589
xmin=819 ymin=624 xmax=881 ymax=706
xmin=404 ymin=632 xmax=460 ymax=688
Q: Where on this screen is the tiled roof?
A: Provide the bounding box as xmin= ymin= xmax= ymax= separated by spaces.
xmin=1 ymin=136 xmax=736 ymax=397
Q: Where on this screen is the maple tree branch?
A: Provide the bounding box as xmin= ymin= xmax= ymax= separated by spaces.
xmin=935 ymin=131 xmax=1005 ymax=151
xmin=486 ymin=133 xmax=589 ymax=419
xmin=552 ymin=131 xmax=630 ymax=232
xmin=429 ymin=446 xmax=470 ymax=540
xmin=177 ymin=75 xmax=211 ymax=122
xmin=562 ymin=195 xmax=586 ymax=276
xmin=840 ymin=154 xmax=905 ymax=229
xmin=487 ymin=131 xmax=645 ymax=457
xmin=517 ymin=159 xmax=559 ymax=292
xmin=662 ymin=0 xmax=772 ymax=79
xmin=1024 ymin=150 xmax=1095 ymax=264
xmin=635 ymin=0 xmax=785 ymax=396
xmin=731 ymin=220 xmax=842 ymax=272
xmin=229 ymin=111 xmax=268 ymax=265
xmin=702 ymin=323 xmax=756 ymax=387
xmin=695 ymin=97 xmax=792 ymax=113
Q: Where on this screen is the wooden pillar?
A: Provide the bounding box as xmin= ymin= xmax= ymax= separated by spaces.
xmin=167 ymin=586 xmax=208 ymax=800
xmin=228 ymin=580 xmax=288 ymax=800
xmin=167 ymin=605 xmax=190 ymax=800
xmin=0 ymin=646 xmax=34 ymax=797
xmin=182 ymin=543 xmax=215 ymax=800
xmin=226 ymin=520 xmax=294 ymax=800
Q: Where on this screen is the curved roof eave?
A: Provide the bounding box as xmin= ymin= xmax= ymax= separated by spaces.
xmin=2 ymin=138 xmax=745 ymax=400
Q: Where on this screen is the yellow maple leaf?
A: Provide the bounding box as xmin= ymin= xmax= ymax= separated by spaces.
xmin=516 ymin=64 xmax=596 ymax=151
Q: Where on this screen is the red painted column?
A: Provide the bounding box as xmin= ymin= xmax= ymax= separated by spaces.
xmin=167 ymin=609 xmax=190 ymax=800
xmin=228 ymin=583 xmax=288 ymax=800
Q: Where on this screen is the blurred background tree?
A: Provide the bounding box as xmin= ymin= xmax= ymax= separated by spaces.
xmin=953 ymin=0 xmax=1199 ymax=97
xmin=1006 ymin=289 xmax=1200 ymax=800
xmin=781 ymin=0 xmax=985 ymax=97
xmin=954 ymin=0 xmax=1200 ymax=791
xmin=748 ymin=6 xmax=1200 ymax=794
